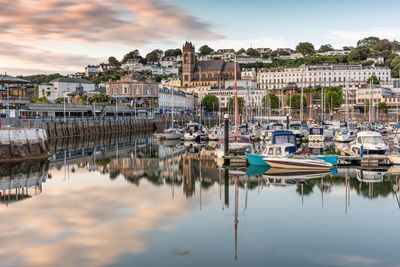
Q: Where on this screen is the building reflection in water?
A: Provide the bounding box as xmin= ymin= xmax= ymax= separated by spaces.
xmin=0 ymin=160 xmax=48 ymax=206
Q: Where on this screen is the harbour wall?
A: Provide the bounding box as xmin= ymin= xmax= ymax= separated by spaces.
xmin=46 ymin=118 xmax=164 ymax=139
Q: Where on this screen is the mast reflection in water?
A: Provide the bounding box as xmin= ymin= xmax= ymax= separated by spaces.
xmin=0 ymin=136 xmax=400 ymax=266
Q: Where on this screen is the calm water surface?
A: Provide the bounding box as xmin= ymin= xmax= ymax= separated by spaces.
xmin=1 ymin=135 xmax=400 ymax=267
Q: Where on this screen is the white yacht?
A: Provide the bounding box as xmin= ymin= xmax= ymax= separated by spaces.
xmin=350 ymin=131 xmax=388 ymax=155
xmin=335 ymin=129 xmax=356 ymax=143
xmin=263 ymin=154 xmax=333 ymax=171
xmin=184 ymin=122 xmax=208 ymax=141
xmin=155 ymin=127 xmax=184 ymax=140
xmin=208 ymin=126 xmax=224 ymax=141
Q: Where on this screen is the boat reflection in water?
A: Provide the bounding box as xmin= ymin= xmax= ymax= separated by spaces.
xmin=0 ymin=160 xmax=48 ymax=205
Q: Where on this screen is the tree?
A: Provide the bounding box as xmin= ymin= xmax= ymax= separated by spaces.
xmin=347 ymin=50 xmax=361 ymax=61
xmin=262 ymin=93 xmax=280 ymax=109
xmin=343 ymin=46 xmax=353 ymax=51
xmin=392 ymin=40 xmax=400 ymax=51
xmin=318 ymin=44 xmax=334 ymax=53
xmin=364 ymin=100 xmax=370 ymax=112
xmin=367 ymin=75 xmax=380 ymax=84
xmin=376 ymin=39 xmax=392 ymax=51
xmin=201 ymin=95 xmax=219 ymax=111
xmin=237 ymin=48 xmax=246 ymax=55
xmin=378 ymin=102 xmax=388 ymax=114
xmin=296 ymin=42 xmax=315 ymax=55
xmin=164 ymin=49 xmax=182 ymax=57
xmin=357 ymin=36 xmax=380 ymax=48
xmin=390 ymin=57 xmax=400 ymax=78
xmin=324 ymin=88 xmax=343 ymax=109
xmin=287 ymin=94 xmax=307 ymax=109
xmin=227 ymin=97 xmax=245 ymax=112
xmin=108 ymin=56 xmax=120 ymax=66
xmin=246 ymin=48 xmax=260 ymax=57
xmin=199 ymin=45 xmax=214 ymax=55
xmin=121 ymin=50 xmax=146 ymax=64
xmin=145 ymin=49 xmax=163 ymax=62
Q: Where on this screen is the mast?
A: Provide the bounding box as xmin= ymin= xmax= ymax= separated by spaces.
xmin=171 ymin=88 xmax=174 ymax=127
xmin=234 ymin=56 xmax=239 ymax=138
xmin=346 ymin=72 xmax=349 ymax=123
xmin=300 ymin=67 xmax=304 ymax=122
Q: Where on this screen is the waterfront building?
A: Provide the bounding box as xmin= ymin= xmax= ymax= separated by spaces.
xmin=207 ymin=80 xmax=264 ymax=110
xmin=258 ymin=64 xmax=391 ymax=90
xmin=39 ymin=77 xmax=95 ymax=100
xmin=158 ymin=87 xmax=193 ymax=112
xmin=105 ymin=73 xmax=158 ymax=109
xmin=182 ymin=42 xmax=240 ymax=87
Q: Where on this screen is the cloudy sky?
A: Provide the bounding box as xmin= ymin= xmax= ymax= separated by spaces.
xmin=1 ymin=0 xmax=400 ymax=76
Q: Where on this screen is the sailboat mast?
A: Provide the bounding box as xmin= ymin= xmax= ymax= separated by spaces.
xmin=234 ymin=56 xmax=239 ymax=138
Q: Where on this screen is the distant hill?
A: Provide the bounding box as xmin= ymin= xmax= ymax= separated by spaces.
xmin=17 ymin=73 xmax=66 ymax=84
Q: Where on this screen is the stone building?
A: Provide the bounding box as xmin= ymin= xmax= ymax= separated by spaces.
xmin=182 ymin=42 xmax=240 ymax=88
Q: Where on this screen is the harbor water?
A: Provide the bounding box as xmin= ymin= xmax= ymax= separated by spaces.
xmin=1 ymin=136 xmax=400 ymax=266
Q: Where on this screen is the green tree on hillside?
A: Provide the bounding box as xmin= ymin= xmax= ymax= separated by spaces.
xmin=246 ymin=48 xmax=260 ymax=57
xmin=296 ymin=42 xmax=315 ymax=55
xmin=164 ymin=49 xmax=182 ymax=57
xmin=108 ymin=56 xmax=120 ymax=66
xmin=318 ymin=44 xmax=334 ymax=53
xmin=199 ymin=45 xmax=214 ymax=55
xmin=145 ymin=49 xmax=163 ymax=62
xmin=357 ymin=36 xmax=380 ymax=48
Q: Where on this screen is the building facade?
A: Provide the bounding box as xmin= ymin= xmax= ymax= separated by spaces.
xmin=258 ymin=64 xmax=391 ymax=90
xmin=182 ymin=42 xmax=240 ymax=87
xmin=105 ymin=73 xmax=158 ymax=108
xmin=39 ymin=78 xmax=95 ymax=100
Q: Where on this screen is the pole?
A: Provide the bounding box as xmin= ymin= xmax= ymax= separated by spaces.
xmin=301 ymin=67 xmax=305 ymax=122
xmin=224 ymin=114 xmax=229 ymax=165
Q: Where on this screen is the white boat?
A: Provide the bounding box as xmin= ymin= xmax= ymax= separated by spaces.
xmin=263 ymin=154 xmax=333 ymax=171
xmin=184 ymin=122 xmax=208 ymax=141
xmin=335 ymin=129 xmax=356 ymax=142
xmin=388 ymin=154 xmax=400 ymax=165
xmin=349 ymin=131 xmax=388 ymax=155
xmin=208 ymin=126 xmax=224 ymax=141
xmin=309 ymin=127 xmax=325 ymax=142
xmin=155 ymin=127 xmax=184 ymax=140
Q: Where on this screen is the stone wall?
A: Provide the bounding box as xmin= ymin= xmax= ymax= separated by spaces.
xmin=46 ymin=118 xmax=164 ymax=139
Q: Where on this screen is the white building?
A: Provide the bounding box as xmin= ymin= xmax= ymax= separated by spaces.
xmin=236 ymin=56 xmax=272 ymax=64
xmin=98 ymin=63 xmax=115 ymax=72
xmin=367 ymin=57 xmax=384 ymax=64
xmin=241 ymin=68 xmax=257 ymax=82
xmin=317 ymin=50 xmax=350 ymax=56
xmin=85 ymin=65 xmax=98 ymax=76
xmin=207 ymin=86 xmax=266 ymax=110
xmin=39 ymin=78 xmax=95 ymax=100
xmin=258 ymin=64 xmax=391 ymax=90
xmin=278 ymin=53 xmax=304 ymax=60
xmin=158 ymin=87 xmax=191 ymax=112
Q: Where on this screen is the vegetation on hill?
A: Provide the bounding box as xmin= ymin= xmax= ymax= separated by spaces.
xmin=17 ymin=73 xmax=65 ymax=84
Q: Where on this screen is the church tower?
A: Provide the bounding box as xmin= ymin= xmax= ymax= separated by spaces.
xmin=182 ymin=42 xmax=195 ymax=87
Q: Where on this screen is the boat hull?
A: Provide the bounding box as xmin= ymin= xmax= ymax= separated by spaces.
xmin=263 ymin=158 xmax=332 ymax=171
xmin=246 ymin=153 xmax=269 ymax=166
